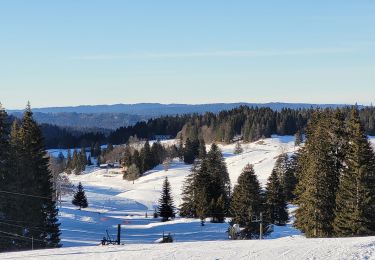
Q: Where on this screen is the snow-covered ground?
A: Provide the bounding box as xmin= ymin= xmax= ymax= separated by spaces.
xmin=54 ymin=136 xmax=299 ymax=248
xmin=3 ymin=236 xmax=375 ymax=260
xmin=3 ymin=136 xmax=375 ymax=259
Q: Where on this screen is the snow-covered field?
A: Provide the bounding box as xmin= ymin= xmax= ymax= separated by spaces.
xmin=3 ymin=136 xmax=375 ymax=259
xmin=3 ymin=236 xmax=375 ymax=260
xmin=55 ymin=136 xmax=299 ymax=247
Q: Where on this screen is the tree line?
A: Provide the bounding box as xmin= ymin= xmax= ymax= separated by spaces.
xmin=107 ymin=105 xmax=375 ymax=146
xmin=294 ymin=107 xmax=375 ymax=237
xmin=19 ymin=105 xmax=375 ymax=150
xmin=0 ymin=104 xmax=60 ymax=252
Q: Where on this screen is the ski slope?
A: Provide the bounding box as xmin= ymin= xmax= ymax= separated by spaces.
xmin=3 ymin=136 xmax=374 ymax=259
xmin=54 ymin=136 xmax=299 ymax=247
xmin=3 ymin=236 xmax=375 ymax=260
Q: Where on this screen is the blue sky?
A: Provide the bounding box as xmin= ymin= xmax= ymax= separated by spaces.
xmin=1 ymin=0 xmax=375 ymax=109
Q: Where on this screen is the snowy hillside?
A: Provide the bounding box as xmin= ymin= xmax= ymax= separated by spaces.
xmin=3 ymin=235 xmax=375 ymax=259
xmin=55 ymin=136 xmax=298 ymax=247
xmin=3 ymin=136 xmax=375 ymax=259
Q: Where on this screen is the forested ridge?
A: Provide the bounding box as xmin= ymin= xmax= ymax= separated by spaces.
xmin=7 ymin=105 xmax=375 ymax=149
xmin=108 ymin=106 xmax=375 ymax=145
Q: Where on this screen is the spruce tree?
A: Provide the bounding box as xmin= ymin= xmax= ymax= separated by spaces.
xmin=72 ymin=182 xmax=88 ymax=210
xmin=180 ymin=161 xmax=200 ymax=218
xmin=205 ymin=144 xmax=231 ymax=223
xmin=334 ymin=108 xmax=375 ymax=236
xmin=265 ymin=169 xmax=289 ymax=225
xmin=230 ymin=164 xmax=267 ymax=238
xmin=294 ymin=131 xmax=303 ymax=146
xmin=158 ymin=177 xmax=176 ymax=222
xmin=183 ymin=138 xmax=196 ymax=164
xmin=283 ymin=154 xmax=298 ymax=201
xmin=123 ymin=146 xmax=132 ymax=167
xmin=234 ymin=142 xmax=243 ymax=154
xmin=198 ymin=139 xmax=207 ymax=159
xmin=0 ymin=102 xmax=10 ymax=187
xmin=294 ymin=112 xmax=339 ymax=238
xmin=7 ymin=104 xmax=61 ymax=250
xmin=141 ymin=141 xmax=153 ymax=173
xmin=0 ymin=103 xmax=12 ymax=251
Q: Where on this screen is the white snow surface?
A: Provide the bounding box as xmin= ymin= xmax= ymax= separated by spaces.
xmin=3 ymin=136 xmax=375 ymax=259
xmin=3 ymin=236 xmax=375 ymax=260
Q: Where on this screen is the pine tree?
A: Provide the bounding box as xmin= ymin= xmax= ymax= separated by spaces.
xmin=198 ymin=139 xmax=207 ymax=159
xmin=283 ymin=154 xmax=298 ymax=201
xmin=294 ymin=131 xmax=303 ymax=146
xmin=205 ymin=144 xmax=231 ymax=223
xmin=178 ymin=134 xmax=184 ymax=161
xmin=230 ymin=164 xmax=267 ymax=239
xmin=0 ymin=102 xmax=10 ymax=185
xmin=183 ymin=138 xmax=196 ymax=164
xmin=0 ymin=103 xmax=12 ymax=251
xmin=66 ymin=149 xmax=72 ymax=173
xmin=7 ymin=104 xmax=61 ymax=250
xmin=294 ymin=112 xmax=339 ymax=238
xmin=180 ymin=162 xmax=199 ymax=218
xmin=265 ymin=169 xmax=289 ymax=225
xmin=140 ymin=141 xmax=153 ymax=173
xmin=270 ymin=153 xmax=297 ymax=201
xmin=234 ymin=142 xmax=243 ymax=154
xmin=334 ymin=108 xmax=375 ymax=236
xmin=87 ymin=155 xmax=92 ymax=166
xmin=123 ymin=146 xmax=132 ymax=167
xmin=132 ymin=149 xmax=142 ymax=172
xmin=72 ymin=182 xmax=88 ymax=210
xmin=158 ymin=177 xmax=176 ymax=222
xmin=80 ymin=147 xmax=87 ymax=169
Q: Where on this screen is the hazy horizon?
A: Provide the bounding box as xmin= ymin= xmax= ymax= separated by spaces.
xmin=1 ymin=1 xmax=374 ymax=108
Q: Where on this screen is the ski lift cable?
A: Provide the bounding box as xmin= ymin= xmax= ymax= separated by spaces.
xmin=0 ymin=190 xmax=52 ymax=200
xmin=0 ymin=230 xmax=45 ymax=242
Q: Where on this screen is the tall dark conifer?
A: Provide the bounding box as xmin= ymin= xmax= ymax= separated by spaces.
xmin=265 ymin=169 xmax=289 ymax=225
xmin=7 ymin=104 xmax=61 ymax=250
xmin=0 ymin=103 xmax=12 ymax=251
xmin=230 ymin=164 xmax=267 ymax=238
xmin=205 ymin=144 xmax=231 ymax=223
xmin=294 ymin=112 xmax=338 ymax=238
xmin=334 ymin=108 xmax=375 ymax=236
xmin=158 ymin=177 xmax=176 ymax=222
xmin=72 ymin=182 xmax=88 ymax=210
xmin=141 ymin=141 xmax=153 ymax=173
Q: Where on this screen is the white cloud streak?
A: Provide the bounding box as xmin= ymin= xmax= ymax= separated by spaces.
xmin=71 ymin=47 xmax=357 ymax=61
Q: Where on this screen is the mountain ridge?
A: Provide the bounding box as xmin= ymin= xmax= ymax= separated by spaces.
xmin=7 ymin=102 xmax=360 ymax=115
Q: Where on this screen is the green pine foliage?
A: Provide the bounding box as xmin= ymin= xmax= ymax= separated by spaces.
xmin=0 ymin=103 xmax=12 ymax=251
xmin=1 ymin=104 xmax=61 ymax=251
xmin=294 ymin=131 xmax=303 ymax=146
xmin=294 ymin=110 xmax=349 ymax=238
xmin=230 ymin=164 xmax=268 ymax=239
xmin=72 ymin=182 xmax=88 ymax=210
xmin=158 ymin=177 xmax=176 ymax=222
xmin=295 ymin=112 xmax=339 ymax=237
xmin=265 ymin=169 xmax=289 ymax=226
xmin=234 ymin=142 xmax=244 ymax=154
xmin=205 ymin=144 xmax=231 ymax=223
xmin=183 ymin=138 xmax=200 ymax=164
xmin=180 ymin=144 xmax=230 ymax=223
xmin=333 ymin=108 xmax=375 ymax=236
xmin=179 ymin=161 xmax=200 ymax=218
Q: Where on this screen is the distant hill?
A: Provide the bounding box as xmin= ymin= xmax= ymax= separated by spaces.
xmin=10 ymin=112 xmax=146 ymax=130
xmin=8 ymin=102 xmax=362 ymax=130
xmin=8 ymin=102 xmax=355 ymax=116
